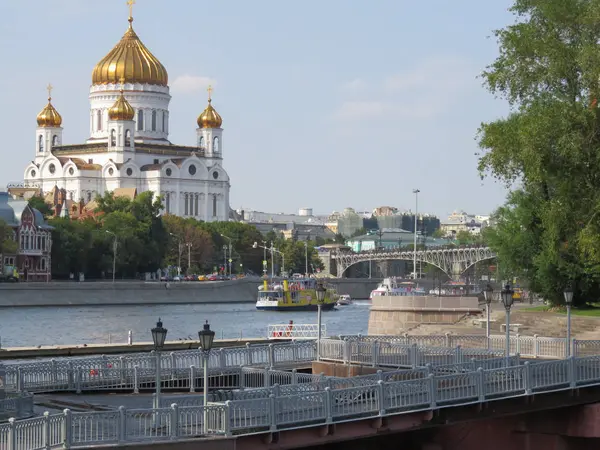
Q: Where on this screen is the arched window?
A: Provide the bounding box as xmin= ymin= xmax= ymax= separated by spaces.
xmin=97 ymin=110 xmax=102 ymax=131
xmin=165 ymin=193 xmax=171 ymax=213
xmin=152 ymin=110 xmax=157 ymax=131
xmin=213 ymin=136 xmax=220 ymax=153
xmin=162 ymin=112 xmax=166 ymax=132
xmin=38 ymin=135 xmax=44 ymax=153
xmin=137 ymin=110 xmax=144 ymax=131
xmin=52 ymin=135 xmax=58 ymax=147
xmin=125 ymin=129 xmax=131 ymax=147
xmin=199 ymin=136 xmax=204 ymax=148
xmin=212 ymin=195 xmax=217 ymax=218
xmin=184 ymin=193 xmax=189 ymax=216
xmin=110 ymin=129 xmax=116 ymax=146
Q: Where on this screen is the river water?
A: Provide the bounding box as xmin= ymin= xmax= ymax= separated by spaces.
xmin=0 ymin=301 xmax=371 ymax=348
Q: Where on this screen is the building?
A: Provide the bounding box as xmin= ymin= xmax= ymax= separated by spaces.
xmin=345 ymin=229 xmax=447 ymax=252
xmin=327 ymin=208 xmax=364 ymax=237
xmin=440 ymin=211 xmax=489 ymax=236
xmin=372 ymin=206 xmax=440 ymax=235
xmin=0 ymin=193 xmax=52 ymax=281
xmin=21 ymin=7 xmax=230 ymax=221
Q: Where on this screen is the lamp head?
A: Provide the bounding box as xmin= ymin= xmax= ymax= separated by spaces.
xmin=316 ymin=282 xmax=326 ymax=304
xmin=563 ymin=286 xmax=574 ymax=305
xmin=198 ymin=320 xmax=215 ymax=353
xmin=483 ymin=283 xmax=493 ymax=304
xmin=253 ymin=242 xmax=258 ymax=249
xmin=151 ymin=318 xmax=168 ymax=350
xmin=500 ymin=284 xmax=514 ymax=311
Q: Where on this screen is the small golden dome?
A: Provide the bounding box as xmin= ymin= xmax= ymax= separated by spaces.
xmin=37 ymin=89 xmax=62 ymax=128
xmin=108 ymin=89 xmax=135 ymax=121
xmin=92 ymin=18 xmax=168 ymax=86
xmin=197 ymin=86 xmax=223 ymax=128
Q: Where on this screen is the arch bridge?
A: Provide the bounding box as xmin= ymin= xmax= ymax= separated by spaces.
xmin=332 ymin=245 xmax=497 ymax=280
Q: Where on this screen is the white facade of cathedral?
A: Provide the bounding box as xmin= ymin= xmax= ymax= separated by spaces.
xmin=23 ymin=13 xmax=230 ymax=221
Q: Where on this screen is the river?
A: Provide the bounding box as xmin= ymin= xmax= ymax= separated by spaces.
xmin=0 ymin=301 xmax=371 ymax=348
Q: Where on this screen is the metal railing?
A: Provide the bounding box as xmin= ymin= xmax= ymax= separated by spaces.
xmin=5 ymin=355 xmax=600 ymax=448
xmin=0 ymin=392 xmax=34 ymax=419
xmin=267 ymin=324 xmax=326 ymax=340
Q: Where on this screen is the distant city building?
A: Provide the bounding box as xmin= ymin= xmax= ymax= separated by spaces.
xmin=0 ymin=192 xmax=53 ymax=281
xmin=327 ymin=208 xmax=363 ymax=237
xmin=236 ymin=207 xmax=333 ymax=241
xmin=345 ymin=229 xmax=447 ymax=252
xmin=372 ymin=206 xmax=440 ymax=235
xmin=440 ymin=211 xmax=489 ymax=236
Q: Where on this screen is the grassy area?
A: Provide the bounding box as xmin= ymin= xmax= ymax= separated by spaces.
xmin=521 ymin=303 xmax=600 ymax=317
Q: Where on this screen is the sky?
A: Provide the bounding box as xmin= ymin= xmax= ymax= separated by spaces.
xmin=0 ymin=0 xmax=515 ymax=219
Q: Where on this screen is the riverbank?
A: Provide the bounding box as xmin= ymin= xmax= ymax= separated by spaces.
xmin=0 ymin=278 xmax=380 ymax=307
xmin=0 ymin=338 xmax=278 ymax=359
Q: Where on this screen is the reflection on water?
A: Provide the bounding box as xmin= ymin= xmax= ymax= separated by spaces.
xmin=0 ymin=301 xmax=370 ymax=348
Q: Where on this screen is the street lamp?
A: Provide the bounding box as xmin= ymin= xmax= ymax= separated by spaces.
xmin=315 ymin=282 xmax=326 ymax=361
xmin=169 ymin=233 xmax=182 ymax=276
xmin=304 ymin=241 xmax=309 ymax=277
xmin=564 ymin=286 xmax=574 ymax=357
xmin=500 ymin=284 xmax=514 ymax=359
xmin=483 ymin=284 xmax=494 ymax=350
xmin=412 ymin=189 xmax=420 ymax=281
xmin=220 ymin=234 xmax=233 ymax=276
xmin=185 ymin=243 xmax=192 ymax=275
xmin=151 ymin=318 xmax=167 ymax=424
xmin=105 ymin=230 xmax=117 ymax=283
xmin=198 ymin=320 xmax=215 ymax=434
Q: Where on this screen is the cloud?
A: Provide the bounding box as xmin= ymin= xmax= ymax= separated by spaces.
xmin=332 ymin=101 xmax=389 ymax=121
xmin=171 ymin=75 xmax=216 ymax=94
xmin=332 ymin=56 xmax=476 ymax=122
xmin=339 ymin=78 xmax=367 ymax=91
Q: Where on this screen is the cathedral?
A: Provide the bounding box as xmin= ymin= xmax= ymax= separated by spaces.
xmin=22 ymin=6 xmax=230 ymax=221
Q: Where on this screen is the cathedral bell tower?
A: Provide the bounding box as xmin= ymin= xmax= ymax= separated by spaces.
xmin=35 ymin=84 xmax=63 ymax=164
xmin=196 ymin=85 xmax=223 ymax=158
xmin=106 ymin=79 xmax=135 ymax=163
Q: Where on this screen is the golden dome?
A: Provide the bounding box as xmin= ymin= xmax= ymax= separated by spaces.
xmin=108 ymin=88 xmax=135 ymax=121
xmin=197 ymin=86 xmax=223 ymax=128
xmin=37 ymin=86 xmax=62 ymax=127
xmin=91 ymin=17 xmax=168 ymax=86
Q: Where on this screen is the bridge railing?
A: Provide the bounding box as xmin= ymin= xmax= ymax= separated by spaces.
xmin=6 ymin=355 xmax=600 ymax=448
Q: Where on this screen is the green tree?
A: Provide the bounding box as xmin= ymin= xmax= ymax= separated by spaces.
xmin=0 ymin=219 xmax=17 ymax=255
xmin=431 ymin=228 xmax=444 ymax=239
xmin=162 ymin=215 xmax=214 ymax=273
xmin=477 ymin=0 xmax=600 ymax=305
xmin=28 ymin=195 xmax=52 ymax=218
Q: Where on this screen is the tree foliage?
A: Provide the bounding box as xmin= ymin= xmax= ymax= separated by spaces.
xmin=0 ymin=218 xmax=17 ymax=256
xmin=27 ymin=195 xmax=52 ymax=218
xmin=478 ymin=0 xmax=600 ymax=305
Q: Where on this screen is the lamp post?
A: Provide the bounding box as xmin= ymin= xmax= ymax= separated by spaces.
xmin=105 ymin=230 xmax=117 ymax=283
xmin=169 ymin=233 xmax=182 ymax=276
xmin=220 ymin=234 xmax=233 ymax=276
xmin=198 ymin=320 xmax=215 ymax=434
xmin=151 ymin=318 xmax=167 ymax=426
xmin=316 ymin=282 xmax=326 ymax=361
xmin=222 ymin=245 xmax=227 ymax=276
xmin=304 ymin=241 xmax=309 ymax=276
xmin=500 ymin=284 xmax=514 ymax=360
xmin=270 ymin=242 xmax=275 ymax=278
xmin=483 ymin=284 xmax=494 ymax=350
xmin=412 ymin=189 xmax=420 ymax=280
xmin=262 ymin=240 xmax=267 ymax=277
xmin=185 ymin=243 xmax=192 ymax=275
xmin=564 ymin=286 xmax=574 ymax=357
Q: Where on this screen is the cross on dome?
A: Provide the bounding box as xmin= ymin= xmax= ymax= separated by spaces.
xmin=127 ymin=0 xmax=135 ymax=23
xmin=47 ymin=83 xmax=53 ymax=101
xmin=207 ymin=85 xmax=213 ymax=102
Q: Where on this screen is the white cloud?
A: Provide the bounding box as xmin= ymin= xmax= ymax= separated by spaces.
xmin=171 ymin=75 xmax=216 ymax=94
xmin=340 ymin=78 xmax=367 ymax=91
xmin=332 ymin=56 xmax=477 ymax=122
xmin=332 ymin=101 xmax=389 ymax=121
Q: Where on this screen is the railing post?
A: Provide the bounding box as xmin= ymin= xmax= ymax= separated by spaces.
xmin=324 ymin=387 xmax=332 ymax=424
xmin=524 ymin=362 xmax=532 ymax=395
xmin=515 ymin=334 xmax=521 ymax=355
xmin=291 ymin=369 xmax=298 ymax=385
xmin=377 ymin=380 xmax=386 ymax=416
xmin=269 ymin=394 xmax=277 ymax=431
xmin=272 ymin=384 xmax=280 ymax=397
xmin=240 ymin=367 xmax=246 ymax=389
xmin=16 ymin=367 xmax=23 ymax=393
xmin=51 ymin=359 xmax=57 ymax=384
xmin=264 ymin=366 xmax=271 ymax=388
xmin=119 ymin=357 xmax=126 ymax=383
xmin=268 ymin=344 xmax=275 ymax=367
xmin=292 ymin=341 xmax=299 ymax=362
xmin=43 ymin=411 xmax=51 ymax=450
xmin=75 ymin=369 xmax=82 ymax=394
xmin=8 ymin=418 xmax=16 ymax=450
xmin=425 ymin=363 xmax=432 ymax=375
xmin=454 ymin=345 xmax=463 ymax=365
xmin=133 ymin=366 xmax=139 ymax=394
xmin=476 ymin=368 xmax=485 ymax=402
xmin=569 ymin=356 xmax=577 ymax=389
xmin=190 ymin=365 xmax=196 ymax=393
xmin=243 ymin=342 xmax=252 ymax=366
xmin=170 ymin=352 xmax=177 ymax=379
xmin=428 ymin=374 xmax=437 ymax=409
xmin=371 ymin=341 xmax=380 ymax=367
xmin=224 ymin=401 xmax=232 ymax=437
xmin=62 ymin=408 xmax=72 ymax=449
xmin=445 ymin=332 xmax=451 ymax=348
xmin=573 ymin=339 xmax=579 ymax=358
xmin=377 ymin=369 xmax=383 ymax=382
xmin=118 ymin=406 xmax=126 ymax=443
xmin=533 ymin=335 xmax=539 ymax=358
xmin=343 ymin=340 xmax=351 ymax=365
xmin=67 ymin=361 xmax=74 ymax=391
xmin=170 ymin=403 xmax=179 ymax=439
xmin=410 ymin=343 xmax=419 ymax=368
xmin=128 ymin=330 xmax=133 ymax=345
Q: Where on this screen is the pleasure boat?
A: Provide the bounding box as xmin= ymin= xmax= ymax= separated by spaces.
xmin=336 ymin=294 xmax=352 ymax=306
xmin=256 ymin=278 xmax=337 ymax=311
xmin=369 ymin=278 xmax=426 ymax=300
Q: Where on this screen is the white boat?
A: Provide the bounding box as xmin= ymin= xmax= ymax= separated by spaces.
xmin=369 ymin=278 xmax=427 ymax=300
xmin=336 ymin=294 xmax=352 ymax=306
